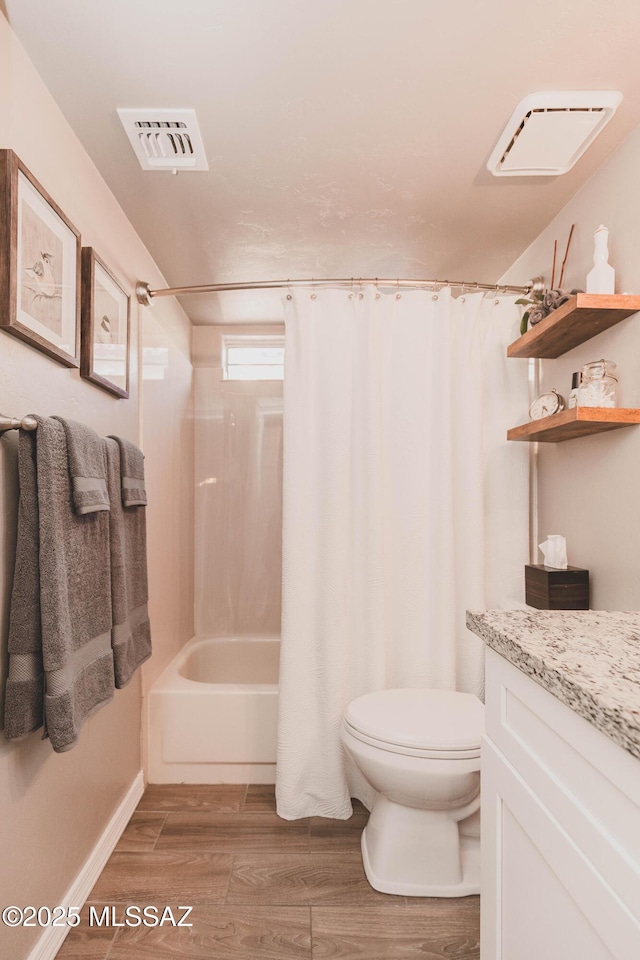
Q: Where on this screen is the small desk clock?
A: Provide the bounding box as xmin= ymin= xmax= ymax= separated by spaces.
xmin=529 ymin=389 xmax=565 ymax=420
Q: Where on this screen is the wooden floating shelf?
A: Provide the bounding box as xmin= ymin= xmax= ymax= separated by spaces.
xmin=507 ymin=293 xmax=640 ymax=359
xmin=507 ymin=407 xmax=640 ymax=443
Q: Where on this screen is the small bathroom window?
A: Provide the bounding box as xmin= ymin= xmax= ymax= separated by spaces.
xmin=222 ymin=335 xmax=285 ymax=380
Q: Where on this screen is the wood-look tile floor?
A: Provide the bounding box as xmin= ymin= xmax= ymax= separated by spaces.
xmin=55 ymin=785 xmax=480 ymax=960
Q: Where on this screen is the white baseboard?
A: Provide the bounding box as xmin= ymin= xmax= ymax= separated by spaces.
xmin=28 ymin=771 xmax=144 ymax=960
xmin=147 ymin=761 xmax=276 ymax=784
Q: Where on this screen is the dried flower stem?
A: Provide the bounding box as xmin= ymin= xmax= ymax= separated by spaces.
xmin=551 ymin=240 xmax=558 ymax=289
xmin=558 ymin=224 xmax=575 ymax=288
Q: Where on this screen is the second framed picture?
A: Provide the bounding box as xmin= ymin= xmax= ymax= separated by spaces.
xmin=81 ymin=248 xmax=130 ymax=398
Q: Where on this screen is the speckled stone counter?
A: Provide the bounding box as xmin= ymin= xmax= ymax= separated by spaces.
xmin=466 ymin=609 xmax=640 ymax=760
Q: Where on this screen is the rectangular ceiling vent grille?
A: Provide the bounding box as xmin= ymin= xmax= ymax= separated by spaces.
xmin=487 ymin=91 xmax=622 ymax=177
xmin=117 ymin=108 xmax=208 ymax=171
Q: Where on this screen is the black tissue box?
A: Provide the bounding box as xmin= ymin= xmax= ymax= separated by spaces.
xmin=525 ymin=564 xmax=590 ymax=610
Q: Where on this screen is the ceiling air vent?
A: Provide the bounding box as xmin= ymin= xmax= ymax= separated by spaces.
xmin=117 ymin=108 xmax=208 ymax=171
xmin=487 ymin=91 xmax=622 ymax=177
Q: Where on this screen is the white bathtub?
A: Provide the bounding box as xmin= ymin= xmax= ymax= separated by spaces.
xmin=147 ymin=637 xmax=280 ymax=784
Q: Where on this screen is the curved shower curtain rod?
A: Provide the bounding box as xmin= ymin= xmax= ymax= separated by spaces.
xmin=135 ymin=275 xmax=544 ymax=306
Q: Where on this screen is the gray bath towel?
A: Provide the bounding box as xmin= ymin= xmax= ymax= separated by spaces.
xmin=4 ymin=417 xmax=115 ymax=752
xmin=105 ymin=438 xmax=152 ymax=686
xmin=3 ymin=429 xmax=44 ymax=740
xmin=53 ymin=417 xmax=110 ymax=514
xmin=107 ymin=435 xmax=147 ymax=507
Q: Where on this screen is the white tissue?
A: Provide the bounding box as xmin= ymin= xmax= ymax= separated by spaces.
xmin=539 ymin=534 xmax=568 ymax=569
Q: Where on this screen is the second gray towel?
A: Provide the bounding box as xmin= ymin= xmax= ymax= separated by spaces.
xmin=108 ymin=434 xmax=147 ymax=507
xmin=105 ymin=438 xmax=152 ymax=686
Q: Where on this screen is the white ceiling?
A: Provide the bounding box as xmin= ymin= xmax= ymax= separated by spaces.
xmin=5 ymin=0 xmax=640 ymax=324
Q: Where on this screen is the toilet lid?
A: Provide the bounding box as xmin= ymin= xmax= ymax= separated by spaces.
xmin=344 ymin=688 xmax=484 ymax=752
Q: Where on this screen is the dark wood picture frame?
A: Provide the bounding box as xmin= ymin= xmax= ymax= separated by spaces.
xmin=81 ymin=247 xmax=131 ymax=399
xmin=0 ymin=149 xmax=81 ymax=367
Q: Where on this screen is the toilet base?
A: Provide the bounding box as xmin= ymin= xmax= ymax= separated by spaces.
xmin=360 ymin=795 xmax=481 ymax=897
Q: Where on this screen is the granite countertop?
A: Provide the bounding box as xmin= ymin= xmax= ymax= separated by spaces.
xmin=466 ymin=609 xmax=640 ymax=760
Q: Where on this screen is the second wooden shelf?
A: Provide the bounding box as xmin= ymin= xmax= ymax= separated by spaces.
xmin=507 ymin=407 xmax=640 ymax=442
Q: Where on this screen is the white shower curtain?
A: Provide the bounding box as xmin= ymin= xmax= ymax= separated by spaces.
xmin=276 ymin=285 xmax=529 ymax=819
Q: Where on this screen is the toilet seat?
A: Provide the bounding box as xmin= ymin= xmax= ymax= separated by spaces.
xmin=344 ymin=688 xmax=483 ymax=758
xmin=343 ymin=721 xmax=481 ymax=760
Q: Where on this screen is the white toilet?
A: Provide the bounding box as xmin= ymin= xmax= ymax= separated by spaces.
xmin=341 ymin=687 xmax=484 ymax=897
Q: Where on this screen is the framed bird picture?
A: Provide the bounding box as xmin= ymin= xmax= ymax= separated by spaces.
xmin=0 ymin=150 xmax=81 ymax=366
xmin=80 ymin=248 xmax=130 ymax=398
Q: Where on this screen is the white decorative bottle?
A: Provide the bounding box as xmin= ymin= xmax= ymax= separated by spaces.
xmin=586 ymin=224 xmax=615 ymax=294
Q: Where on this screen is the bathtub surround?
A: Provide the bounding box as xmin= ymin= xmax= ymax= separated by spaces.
xmin=0 ymin=11 xmax=193 ymax=959
xmin=139 ymin=310 xmax=194 ymax=696
xmin=105 ymin=438 xmax=152 ymax=688
xmin=192 ymin=325 xmax=283 ymax=639
xmin=5 ymin=417 xmax=114 ymax=752
xmin=276 ymin=286 xmax=530 ymax=820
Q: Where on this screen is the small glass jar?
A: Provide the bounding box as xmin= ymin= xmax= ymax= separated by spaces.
xmin=576 ymin=359 xmax=618 ymax=407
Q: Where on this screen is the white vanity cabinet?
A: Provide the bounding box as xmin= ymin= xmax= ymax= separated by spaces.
xmin=482 ymin=647 xmax=640 ymax=960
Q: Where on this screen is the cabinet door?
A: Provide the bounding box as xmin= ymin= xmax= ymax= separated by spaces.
xmin=482 ymin=737 xmax=637 ymax=960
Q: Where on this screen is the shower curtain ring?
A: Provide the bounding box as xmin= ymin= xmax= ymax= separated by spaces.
xmin=396 ymin=278 xmax=401 ymax=300
xmin=311 ymin=278 xmax=317 ymax=300
xmin=286 ymin=279 xmax=292 ymax=301
xmin=460 ymin=281 xmax=466 ymax=303
xmin=375 ymin=277 xmax=380 ymax=299
xmin=358 ymin=277 xmax=364 ymax=300
xmin=348 ymin=277 xmax=354 ymax=300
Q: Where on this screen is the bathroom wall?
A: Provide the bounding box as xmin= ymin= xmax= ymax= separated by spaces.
xmin=192 ymin=325 xmax=283 ymax=638
xmin=0 ymin=12 xmax=193 ymax=959
xmin=501 ymin=125 xmax=640 ymax=609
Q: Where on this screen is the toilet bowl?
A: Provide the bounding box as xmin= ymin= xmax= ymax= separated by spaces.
xmin=341 ymin=688 xmax=483 ymax=896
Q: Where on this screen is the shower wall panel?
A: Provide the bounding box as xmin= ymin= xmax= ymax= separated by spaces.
xmin=194 ymin=326 xmax=283 ymax=637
